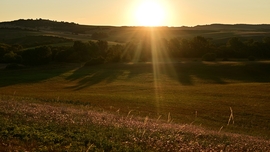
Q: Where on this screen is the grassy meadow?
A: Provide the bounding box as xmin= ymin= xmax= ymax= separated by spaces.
xmin=1 ymin=61 xmax=270 ymax=151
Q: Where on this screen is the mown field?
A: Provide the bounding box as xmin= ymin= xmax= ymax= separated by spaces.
xmin=1 ymin=61 xmax=270 ymax=151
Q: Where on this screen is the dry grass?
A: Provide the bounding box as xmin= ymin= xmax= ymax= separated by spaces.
xmin=1 ymin=62 xmax=269 ymax=137
xmin=0 ymin=98 xmax=269 ymax=151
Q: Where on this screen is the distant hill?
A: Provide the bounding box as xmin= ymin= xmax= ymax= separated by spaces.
xmin=1 ymin=19 xmax=270 ymax=32
xmin=1 ymin=19 xmax=270 ymax=47
xmin=193 ymin=24 xmax=270 ymax=31
xmin=0 ymin=19 xmax=98 ymax=34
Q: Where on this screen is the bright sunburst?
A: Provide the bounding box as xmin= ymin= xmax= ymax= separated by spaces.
xmin=135 ymin=0 xmax=166 ymax=26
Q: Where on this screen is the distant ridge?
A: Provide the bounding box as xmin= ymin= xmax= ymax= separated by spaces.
xmin=0 ymin=19 xmax=97 ymax=34
xmin=1 ymin=18 xmax=77 ymax=26
xmin=194 ymin=24 xmax=270 ymax=31
xmin=1 ymin=19 xmax=270 ymax=31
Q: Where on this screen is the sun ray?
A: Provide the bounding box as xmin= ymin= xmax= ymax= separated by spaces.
xmin=151 ymin=29 xmax=162 ymax=113
xmin=120 ymin=28 xmax=144 ymax=63
xmin=148 ymin=28 xmax=179 ymax=114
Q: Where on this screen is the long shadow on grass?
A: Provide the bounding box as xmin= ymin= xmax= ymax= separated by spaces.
xmin=65 ymin=63 xmax=156 ymax=90
xmin=138 ymin=61 xmax=270 ymax=85
xmin=170 ymin=61 xmax=270 ymax=84
xmin=0 ymin=64 xmax=78 ymax=87
xmin=66 ymin=69 xmax=124 ymax=90
xmin=65 ymin=61 xmax=270 ymax=90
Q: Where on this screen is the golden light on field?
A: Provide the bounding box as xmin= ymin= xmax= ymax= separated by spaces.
xmin=134 ymin=0 xmax=166 ymax=26
xmin=123 ymin=0 xmax=176 ymax=112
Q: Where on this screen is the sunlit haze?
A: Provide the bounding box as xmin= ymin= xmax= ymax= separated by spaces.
xmin=1 ymin=0 xmax=270 ymax=26
xmin=134 ymin=0 xmax=166 ymax=26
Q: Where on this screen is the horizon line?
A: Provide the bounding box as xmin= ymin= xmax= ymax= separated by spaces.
xmin=1 ymin=18 xmax=270 ymax=28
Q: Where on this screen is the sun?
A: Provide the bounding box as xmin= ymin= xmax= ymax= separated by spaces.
xmin=135 ymin=0 xmax=166 ymax=26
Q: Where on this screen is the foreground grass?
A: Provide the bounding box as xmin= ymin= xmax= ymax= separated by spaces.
xmin=0 ymin=61 xmax=270 ymax=150
xmin=0 ymin=98 xmax=269 ymax=151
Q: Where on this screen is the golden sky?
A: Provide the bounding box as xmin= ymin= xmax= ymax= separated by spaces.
xmin=1 ymin=0 xmax=270 ymax=26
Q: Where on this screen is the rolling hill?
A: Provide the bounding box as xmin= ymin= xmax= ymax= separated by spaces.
xmin=1 ymin=19 xmax=270 ymax=47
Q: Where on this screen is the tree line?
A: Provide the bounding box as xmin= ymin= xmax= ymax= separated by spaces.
xmin=1 ymin=36 xmax=270 ymax=68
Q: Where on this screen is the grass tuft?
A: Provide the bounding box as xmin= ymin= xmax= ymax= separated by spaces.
xmin=227 ymin=107 xmax=235 ymax=126
xmin=0 ymin=98 xmax=269 ymax=151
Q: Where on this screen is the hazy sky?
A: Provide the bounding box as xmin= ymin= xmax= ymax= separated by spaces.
xmin=1 ymin=0 xmax=270 ymax=26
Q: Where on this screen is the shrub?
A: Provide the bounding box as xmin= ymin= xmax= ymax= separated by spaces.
xmin=84 ymin=57 xmax=104 ymax=66
xmin=3 ymin=51 xmax=22 ymax=63
xmin=5 ymin=63 xmax=24 ymax=70
xmin=202 ymin=53 xmax=216 ymax=61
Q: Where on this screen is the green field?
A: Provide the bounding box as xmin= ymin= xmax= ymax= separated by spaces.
xmin=1 ymin=62 xmax=270 ymax=132
xmin=1 ymin=61 xmax=270 ymax=151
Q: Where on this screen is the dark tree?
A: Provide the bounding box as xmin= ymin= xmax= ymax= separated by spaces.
xmin=106 ymin=44 xmax=124 ymax=63
xmin=22 ymin=46 xmax=52 ymax=65
xmin=96 ymin=40 xmax=108 ymax=57
xmin=168 ymin=38 xmax=181 ymax=57
xmin=190 ymin=36 xmax=211 ymax=57
xmin=72 ymin=41 xmax=100 ymax=62
xmin=226 ymin=37 xmax=246 ymax=58
xmin=179 ymin=38 xmax=191 ymax=58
